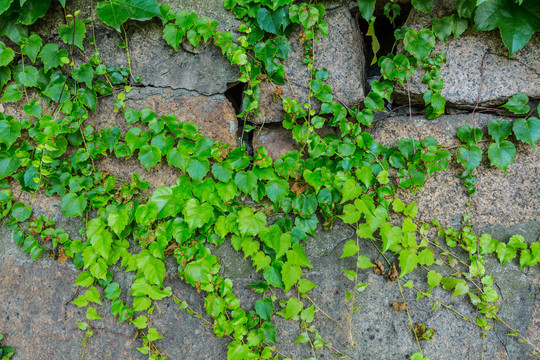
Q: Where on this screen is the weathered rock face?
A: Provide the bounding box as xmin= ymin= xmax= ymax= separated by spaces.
xmin=247 ymin=6 xmax=366 ymax=124
xmin=252 ymin=124 xmax=337 ymax=159
xmin=35 ymin=1 xmax=240 ymax=95
xmin=127 ymin=21 xmax=240 ymax=95
xmin=91 ymin=87 xmax=238 ymax=146
xmin=393 ymin=3 xmax=540 ymax=108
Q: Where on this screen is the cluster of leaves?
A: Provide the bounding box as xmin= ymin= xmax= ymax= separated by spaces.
xmin=0 ymin=0 xmax=539 ymax=360
xmin=0 ymin=333 xmax=15 ymax=360
xmin=358 ymin=0 xmax=539 ymax=57
xmin=456 ymin=94 xmax=539 ymax=194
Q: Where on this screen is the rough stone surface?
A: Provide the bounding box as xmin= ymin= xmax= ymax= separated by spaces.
xmin=252 ymin=125 xmax=337 ymax=160
xmin=126 ymin=21 xmax=240 ymax=95
xmin=91 ymin=86 xmax=239 ymax=147
xmin=247 ymin=6 xmax=366 ymax=124
xmin=393 ymin=1 xmax=540 ymax=108
xmin=34 ymin=1 xmax=240 ymax=95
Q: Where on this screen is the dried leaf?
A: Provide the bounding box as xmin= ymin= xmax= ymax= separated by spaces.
xmin=58 ymin=247 xmax=68 ymax=263
xmin=272 ymin=86 xmax=283 ymax=97
xmin=291 ymin=182 xmax=307 ymax=194
xmin=387 ymin=263 xmax=398 ymax=282
xmin=373 ymin=259 xmax=385 ymax=275
xmin=391 ymin=301 xmax=407 ymax=311
xmin=164 ymin=243 xmax=178 ymax=255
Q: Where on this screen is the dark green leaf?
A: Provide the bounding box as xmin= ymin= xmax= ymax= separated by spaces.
xmin=488 ymin=140 xmax=516 ymax=171
xmin=18 ymin=0 xmax=52 ymax=25
xmin=457 ymin=145 xmax=482 ymax=173
xmin=487 ymin=119 xmax=512 ymax=143
xmin=500 ymin=93 xmax=530 ymax=114
xmin=513 ymin=117 xmax=540 ymax=150
xmin=357 ymin=0 xmax=376 ymax=21
xmin=0 ymin=151 xmax=20 ymax=178
xmin=1 ymin=84 xmax=21 ymax=102
xmin=97 ymin=0 xmax=161 ymax=31
xmin=254 ymin=298 xmax=274 ymax=321
xmin=474 ymin=0 xmax=540 ymax=56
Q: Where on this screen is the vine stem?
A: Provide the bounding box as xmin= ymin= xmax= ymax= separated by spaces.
xmin=494 ymin=315 xmax=540 ymax=355
xmin=346 ymin=232 xmax=361 ymax=348
xmin=349 ymin=223 xmax=426 ymax=357
xmin=304 ymin=295 xmax=341 ymax=325
xmin=303 ymin=322 xmax=318 ymax=360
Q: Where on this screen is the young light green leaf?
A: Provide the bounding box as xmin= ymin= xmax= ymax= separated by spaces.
xmin=340 ymin=240 xmax=359 ymax=258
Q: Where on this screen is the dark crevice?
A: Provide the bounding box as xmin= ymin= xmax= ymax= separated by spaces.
xmin=224 ymin=82 xmax=254 ymax=154
xmin=354 ymin=4 xmax=412 ymax=85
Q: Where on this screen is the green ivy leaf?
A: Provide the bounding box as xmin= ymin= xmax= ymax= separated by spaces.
xmin=257 ymin=8 xmax=278 ymax=34
xmin=39 ymin=43 xmax=69 ymax=72
xmin=260 ymin=322 xmax=277 ymax=343
xmin=487 ymin=119 xmax=512 ymax=143
xmin=356 ymin=0 xmax=376 ymax=21
xmin=187 ymin=157 xmax=209 ymax=181
xmin=487 ymin=140 xmax=516 ymax=171
xmin=254 ymin=298 xmax=274 ymax=321
xmin=74 ymin=272 xmax=95 ymax=287
xmin=411 ymin=0 xmax=434 ymax=13
xmin=183 ymin=198 xmax=214 ymax=230
xmin=212 ymin=162 xmax=233 ymax=183
xmin=432 ymin=16 xmax=453 ymax=43
xmin=0 ymin=118 xmax=20 ymax=148
xmin=404 ymin=28 xmax=435 ymax=61
xmin=297 ymin=278 xmax=318 ymax=294
xmin=163 ymin=23 xmax=184 ymax=50
xmin=238 ymin=207 xmax=266 ymax=237
xmin=474 ymin=0 xmax=540 ymax=56
xmin=96 ymin=0 xmax=161 ymax=31
xmin=427 ymin=270 xmax=442 ymax=290
xmin=513 ymin=117 xmax=540 ymax=150
xmin=441 ymin=277 xmax=469 ymax=297
xmin=86 ymin=307 xmax=102 ymax=320
xmin=276 ymin=297 xmax=303 ymax=320
xmin=72 ymin=64 xmax=94 ymax=88
xmin=131 ymin=315 xmax=148 ymax=329
xmin=21 ymin=34 xmax=42 ymax=62
xmin=340 ymin=240 xmax=359 ymax=258
xmin=265 ymin=179 xmax=289 ymax=204
xmin=58 ymin=19 xmax=86 ymax=50
xmin=457 ymin=145 xmax=482 ymax=173
xmin=398 ymin=249 xmax=418 ymax=277
xmin=138 ymin=145 xmax=161 ymax=170
xmin=0 ymin=41 xmax=15 ymax=66
xmin=150 ymin=185 xmax=184 ymax=218
xmin=1 ymin=84 xmax=22 ymax=102
xmin=61 ymin=192 xmax=87 ymax=218
xmin=281 ymin=261 xmax=301 ymax=292
xmin=357 ymin=255 xmax=375 ymax=269
xmin=457 ymin=125 xmax=483 ymax=146
xmin=263 ymin=261 xmax=284 ymax=289
xmin=185 ymin=258 xmax=212 ymax=286
xmin=18 ymin=0 xmax=52 ymax=25
xmin=380 ymin=223 xmax=402 ymax=253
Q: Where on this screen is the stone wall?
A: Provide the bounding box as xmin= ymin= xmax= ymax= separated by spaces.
xmin=0 ymin=1 xmax=539 ymax=359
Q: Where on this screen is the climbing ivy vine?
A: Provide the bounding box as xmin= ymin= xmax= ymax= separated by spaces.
xmin=0 ymin=0 xmax=539 ymax=360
